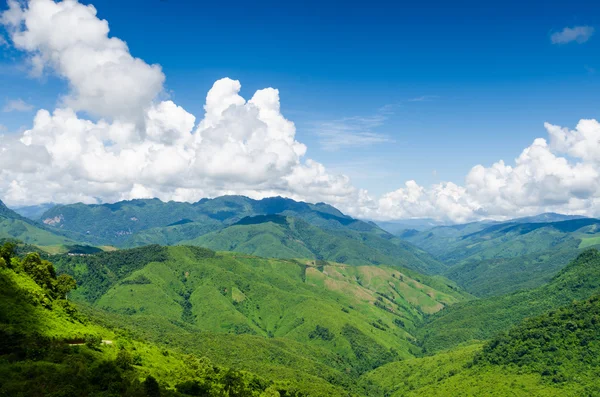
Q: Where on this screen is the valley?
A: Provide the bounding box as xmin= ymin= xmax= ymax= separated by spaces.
xmin=2 ymin=196 xmax=600 ymax=395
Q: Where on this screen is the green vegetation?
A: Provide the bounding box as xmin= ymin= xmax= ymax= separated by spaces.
xmin=52 ymin=245 xmax=466 ymax=365
xmin=363 ymin=293 xmax=600 ymax=396
xmin=405 ymin=217 xmax=600 ymax=296
xmin=182 ymin=215 xmax=443 ymax=274
xmin=5 ymin=202 xmax=600 ymax=396
xmin=35 ymin=243 xmax=469 ymax=394
xmin=35 ymin=196 xmax=443 ymax=274
xmin=0 ymin=241 xmax=316 ymax=396
xmin=0 ymin=199 xmax=74 ymax=246
xmin=419 ymin=249 xmax=600 ymax=353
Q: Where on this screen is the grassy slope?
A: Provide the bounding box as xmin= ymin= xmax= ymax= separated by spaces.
xmin=182 ymin=216 xmax=444 ymax=274
xmin=0 ymin=250 xmax=340 ymax=396
xmin=51 ymin=245 xmax=469 ymax=392
xmin=418 ymin=249 xmax=600 ymax=353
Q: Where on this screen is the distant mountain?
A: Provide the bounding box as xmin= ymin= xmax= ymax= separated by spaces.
xmin=404 ymin=217 xmax=600 ymax=295
xmin=418 ymin=249 xmax=600 ymax=353
xmin=180 ymin=214 xmax=445 ymax=274
xmin=39 ymin=196 xmax=386 ymax=245
xmin=508 ymin=212 xmax=588 ymax=224
xmin=0 ymin=199 xmax=74 ymax=246
xmin=37 ymin=195 xmax=443 ymax=273
xmin=376 ymin=219 xmax=448 ymax=234
xmin=11 ymin=203 xmax=56 ymax=220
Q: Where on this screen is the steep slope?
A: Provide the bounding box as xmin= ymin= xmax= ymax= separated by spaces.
xmin=182 ymin=215 xmax=444 ymax=274
xmin=363 ymin=294 xmax=600 ymax=396
xmin=0 ymin=244 xmax=307 ymax=396
xmin=419 ymin=249 xmax=600 ymax=353
xmin=51 ymin=244 xmax=469 ymax=379
xmin=444 ymin=248 xmax=582 ymax=297
xmin=0 ymin=199 xmax=74 ymax=246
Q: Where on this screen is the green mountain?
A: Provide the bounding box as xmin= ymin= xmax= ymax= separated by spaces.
xmin=418 ymin=249 xmax=600 ymax=353
xmin=39 ymin=196 xmax=388 ymax=246
xmin=0 ymin=199 xmax=74 ymax=246
xmin=4 ymin=236 xmax=600 ymax=395
xmin=405 ymin=218 xmax=600 ymax=296
xmin=181 ymin=215 xmax=444 ymax=274
xmin=36 ymin=196 xmax=444 ymax=274
xmin=46 ymin=243 xmax=469 ymax=393
xmin=0 ymin=242 xmax=307 ymax=397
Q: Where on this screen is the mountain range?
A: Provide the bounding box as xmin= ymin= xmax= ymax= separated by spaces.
xmin=3 ymin=195 xmax=600 ymax=395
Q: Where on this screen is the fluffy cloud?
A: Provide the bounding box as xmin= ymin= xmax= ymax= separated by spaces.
xmin=2 ymin=0 xmax=164 ymax=121
xmin=2 ymin=0 xmax=600 ymax=224
xmin=550 ymin=26 xmax=595 ymax=44
xmin=0 ymin=0 xmax=360 ymax=210
xmin=364 ymin=121 xmax=600 ymax=223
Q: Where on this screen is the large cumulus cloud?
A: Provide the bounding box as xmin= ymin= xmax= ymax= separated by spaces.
xmin=0 ymin=0 xmax=365 ymax=209
xmin=2 ymin=0 xmax=600 ymax=224
xmin=369 ymin=121 xmax=600 ymax=223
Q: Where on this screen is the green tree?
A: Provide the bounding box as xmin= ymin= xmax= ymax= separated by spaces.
xmin=0 ymin=242 xmax=16 ymax=266
xmin=55 ymin=274 xmax=77 ymax=299
xmin=116 ymin=349 xmax=133 ymax=370
xmin=143 ymin=375 xmax=161 ymax=397
xmin=85 ymin=334 xmax=102 ymax=350
xmin=22 ymin=252 xmax=56 ymax=290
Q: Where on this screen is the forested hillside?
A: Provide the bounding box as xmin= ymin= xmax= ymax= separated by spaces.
xmin=0 ymin=242 xmax=306 ymax=396
xmin=24 ymin=196 xmax=443 ymax=274
xmin=363 ymin=294 xmax=600 ymax=396
xmin=181 ymin=215 xmax=444 ymax=274
xmin=49 ymin=244 xmax=468 ymax=382
xmin=418 ymin=249 xmax=600 ymax=353
xmin=405 ymin=217 xmax=600 ymax=296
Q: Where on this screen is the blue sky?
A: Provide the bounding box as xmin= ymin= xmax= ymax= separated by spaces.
xmin=1 ymin=0 xmax=599 ymax=198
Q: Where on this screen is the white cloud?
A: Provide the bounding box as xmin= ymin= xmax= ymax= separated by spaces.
xmin=551 ymin=26 xmax=595 ymax=44
xmin=2 ymin=0 xmax=600 ymax=224
xmin=359 ymin=120 xmax=600 ymax=223
xmin=3 ymin=98 xmax=34 ymax=112
xmin=1 ymin=0 xmax=164 ymax=121
xmin=0 ymin=0 xmax=360 ymax=210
